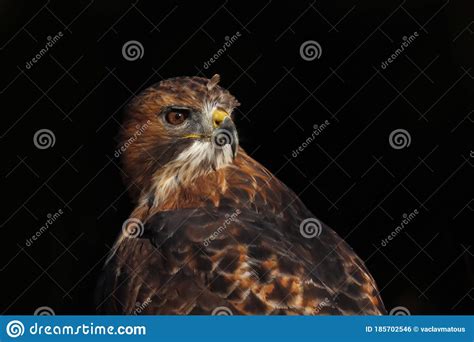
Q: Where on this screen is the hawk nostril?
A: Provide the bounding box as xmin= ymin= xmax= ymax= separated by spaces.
xmin=212 ymin=109 xmax=228 ymax=128
xmin=213 ymin=118 xmax=223 ymax=127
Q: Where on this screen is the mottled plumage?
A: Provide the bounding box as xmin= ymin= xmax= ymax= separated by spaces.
xmin=96 ymin=75 xmax=385 ymax=315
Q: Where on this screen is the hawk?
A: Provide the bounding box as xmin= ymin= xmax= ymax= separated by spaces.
xmin=96 ymin=74 xmax=385 ymax=315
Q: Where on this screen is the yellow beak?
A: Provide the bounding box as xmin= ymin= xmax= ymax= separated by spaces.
xmin=212 ymin=109 xmax=229 ymax=128
xmin=183 ymin=109 xmax=231 ymax=140
xmin=183 ymin=133 xmax=204 ymax=139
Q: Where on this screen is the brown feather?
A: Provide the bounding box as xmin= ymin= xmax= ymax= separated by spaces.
xmin=96 ymin=76 xmax=386 ymax=315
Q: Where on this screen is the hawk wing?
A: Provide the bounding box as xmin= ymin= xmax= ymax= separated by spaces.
xmin=96 ymin=204 xmax=385 ymax=315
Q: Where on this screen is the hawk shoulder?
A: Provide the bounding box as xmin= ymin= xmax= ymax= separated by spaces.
xmin=97 ymin=203 xmax=385 ymax=315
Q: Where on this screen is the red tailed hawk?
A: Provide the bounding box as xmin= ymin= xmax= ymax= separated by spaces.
xmin=96 ymin=74 xmax=385 ymax=315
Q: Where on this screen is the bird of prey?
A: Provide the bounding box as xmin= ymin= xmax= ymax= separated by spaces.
xmin=96 ymin=74 xmax=385 ymax=315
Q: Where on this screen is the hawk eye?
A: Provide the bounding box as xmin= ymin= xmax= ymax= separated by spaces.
xmin=164 ymin=108 xmax=189 ymax=125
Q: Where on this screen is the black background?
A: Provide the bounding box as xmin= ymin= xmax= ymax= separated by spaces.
xmin=0 ymin=0 xmax=472 ymax=315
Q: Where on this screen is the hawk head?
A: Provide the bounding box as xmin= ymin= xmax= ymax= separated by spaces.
xmin=120 ymin=74 xmax=240 ymax=204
